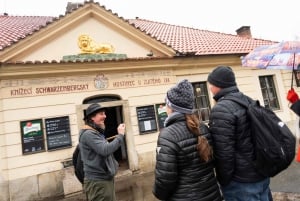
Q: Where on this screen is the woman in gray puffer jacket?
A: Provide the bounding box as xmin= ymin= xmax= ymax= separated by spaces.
xmin=153 ymin=79 xmax=222 ymax=201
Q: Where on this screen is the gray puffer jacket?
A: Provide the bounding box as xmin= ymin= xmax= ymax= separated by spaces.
xmin=153 ymin=112 xmax=222 ymax=201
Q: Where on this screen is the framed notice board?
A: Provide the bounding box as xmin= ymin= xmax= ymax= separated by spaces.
xmin=20 ymin=119 xmax=45 ymax=154
xmin=45 ymin=116 xmax=72 ymax=150
xmin=136 ymin=105 xmax=158 ymax=134
xmin=155 ymin=103 xmax=168 ymax=129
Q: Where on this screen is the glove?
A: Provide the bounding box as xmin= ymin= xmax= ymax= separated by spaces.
xmin=287 ymin=88 xmax=299 ymax=104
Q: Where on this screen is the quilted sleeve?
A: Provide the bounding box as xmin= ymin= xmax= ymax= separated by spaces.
xmin=153 ymin=130 xmax=179 ymax=200
xmin=208 ymin=100 xmax=237 ymax=186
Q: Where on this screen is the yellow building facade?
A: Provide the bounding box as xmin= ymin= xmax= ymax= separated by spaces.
xmin=0 ymin=2 xmax=298 ymax=201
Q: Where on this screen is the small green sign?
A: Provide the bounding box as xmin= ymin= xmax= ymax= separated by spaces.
xmin=20 ymin=119 xmax=45 ymax=154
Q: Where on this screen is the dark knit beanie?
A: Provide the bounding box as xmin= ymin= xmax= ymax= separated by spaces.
xmin=207 ymin=66 xmax=236 ymax=88
xmin=166 ymin=79 xmax=194 ymax=114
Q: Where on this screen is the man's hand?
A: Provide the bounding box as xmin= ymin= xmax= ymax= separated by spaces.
xmin=287 ymin=88 xmax=299 ymax=104
xmin=117 ymin=123 xmax=126 ymax=135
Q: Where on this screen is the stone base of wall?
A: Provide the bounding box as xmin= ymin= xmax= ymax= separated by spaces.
xmin=62 ymin=166 xmax=83 ymax=196
xmin=8 ymin=171 xmax=63 ymax=201
xmin=137 ymin=151 xmax=156 ymax=173
xmin=0 ymin=179 xmax=9 ymax=201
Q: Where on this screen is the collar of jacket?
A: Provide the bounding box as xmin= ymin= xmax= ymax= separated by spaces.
xmin=81 ymin=125 xmax=105 ymax=136
xmin=80 ymin=125 xmax=106 ymax=140
xmin=213 ymin=86 xmax=239 ymax=101
xmin=82 ymin=125 xmax=98 ymax=132
xmin=164 ymin=112 xmax=185 ymax=127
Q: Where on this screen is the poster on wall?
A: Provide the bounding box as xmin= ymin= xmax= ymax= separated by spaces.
xmin=20 ymin=119 xmax=45 ymax=154
xmin=155 ymin=103 xmax=168 ymax=129
xmin=136 ymin=105 xmax=158 ymax=134
xmin=45 ymin=116 xmax=72 ymax=150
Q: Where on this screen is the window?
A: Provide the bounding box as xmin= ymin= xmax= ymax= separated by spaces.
xmin=192 ymin=82 xmax=211 ymax=121
xmin=294 ymin=70 xmax=300 ymax=87
xmin=259 ymin=75 xmax=280 ymax=110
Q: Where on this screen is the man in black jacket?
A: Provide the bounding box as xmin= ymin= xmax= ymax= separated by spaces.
xmin=207 ymin=66 xmax=272 ymax=201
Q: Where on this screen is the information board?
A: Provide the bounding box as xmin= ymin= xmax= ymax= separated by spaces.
xmin=136 ymin=105 xmax=157 ymax=134
xmin=45 ymin=116 xmax=72 ymax=150
xmin=20 ymin=119 xmax=45 ymax=154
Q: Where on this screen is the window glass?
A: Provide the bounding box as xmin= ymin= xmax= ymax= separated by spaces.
xmin=259 ymin=76 xmax=280 ymax=110
xmin=192 ymin=82 xmax=211 ymax=121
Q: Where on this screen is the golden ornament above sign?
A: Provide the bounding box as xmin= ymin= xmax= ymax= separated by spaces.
xmin=77 ymin=34 xmax=115 ymax=54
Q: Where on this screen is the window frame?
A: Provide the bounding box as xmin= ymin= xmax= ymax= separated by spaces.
xmin=192 ymin=81 xmax=211 ymax=122
xmin=259 ymin=75 xmax=280 ymax=110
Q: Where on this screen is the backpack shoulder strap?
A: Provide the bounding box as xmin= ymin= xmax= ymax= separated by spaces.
xmin=79 ymin=126 xmax=100 ymax=143
xmin=79 ymin=130 xmax=87 ymax=143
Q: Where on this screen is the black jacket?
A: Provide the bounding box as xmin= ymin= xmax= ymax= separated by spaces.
xmin=208 ymin=86 xmax=265 ymax=186
xmin=153 ymin=112 xmax=222 ymax=201
xmin=290 ymin=100 xmax=300 ymax=116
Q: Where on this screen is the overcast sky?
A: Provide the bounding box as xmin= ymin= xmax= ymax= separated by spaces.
xmin=1 ymin=0 xmax=300 ymax=42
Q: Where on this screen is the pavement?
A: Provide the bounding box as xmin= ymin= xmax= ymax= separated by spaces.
xmin=53 ymin=159 xmax=300 ymax=201
xmin=270 ymin=158 xmax=300 ymax=200
xmin=270 ymin=159 xmax=300 ymax=193
xmin=55 ymin=171 xmax=158 ymax=201
xmin=48 ymin=143 xmax=300 ymax=201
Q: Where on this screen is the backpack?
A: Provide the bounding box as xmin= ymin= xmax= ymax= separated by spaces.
xmin=225 ymin=96 xmax=296 ymax=177
xmin=72 ymin=144 xmax=84 ymax=184
xmin=72 ymin=130 xmax=88 ymax=184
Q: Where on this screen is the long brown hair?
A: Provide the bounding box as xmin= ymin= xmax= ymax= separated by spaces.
xmin=186 ymin=114 xmax=212 ymax=162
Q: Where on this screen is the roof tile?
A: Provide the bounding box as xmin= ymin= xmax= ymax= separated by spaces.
xmin=0 ymin=1 xmax=276 ymax=60
xmin=0 ymin=15 xmax=54 ymax=50
xmin=128 ymin=18 xmax=275 ymax=55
